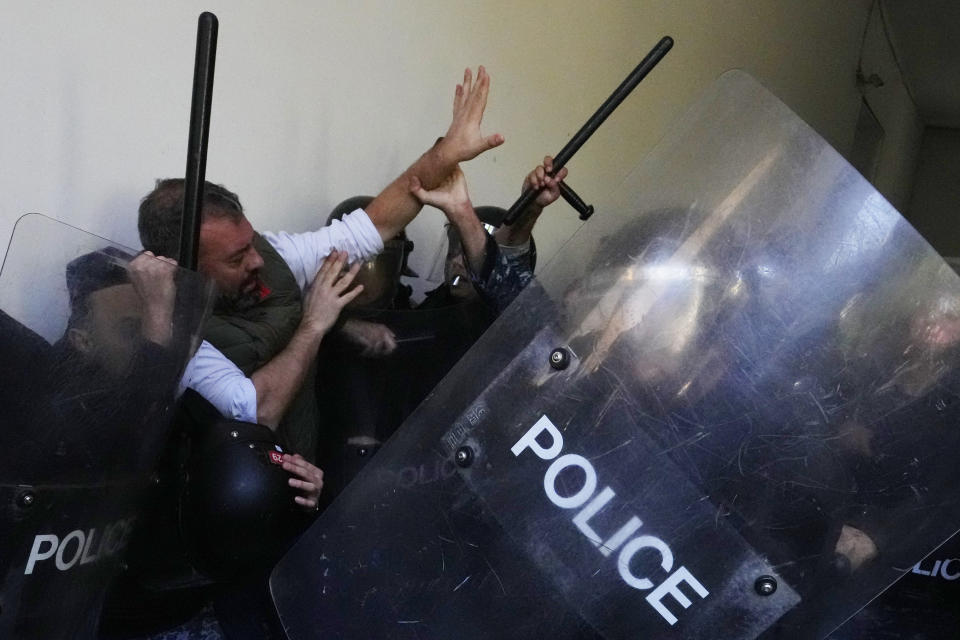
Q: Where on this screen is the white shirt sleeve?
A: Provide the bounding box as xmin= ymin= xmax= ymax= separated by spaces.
xmin=178 ymin=210 xmax=381 ymax=423
xmin=179 ymin=340 xmax=258 ymax=423
xmin=261 ymin=208 xmax=384 ymax=291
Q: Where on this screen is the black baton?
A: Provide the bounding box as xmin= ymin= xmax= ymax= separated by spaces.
xmin=179 ymin=12 xmax=219 ymax=271
xmin=504 ymin=35 xmax=673 ymax=225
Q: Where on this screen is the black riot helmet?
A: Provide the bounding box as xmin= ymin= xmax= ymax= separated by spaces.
xmin=442 ymin=205 xmax=505 ymax=263
xmin=328 ymin=196 xmax=416 ymax=310
xmin=176 ymin=391 xmax=304 ymax=581
xmin=473 ymin=206 xmax=507 ymax=228
xmin=103 ymin=391 xmax=308 ymax=630
xmin=439 ymin=205 xmax=507 ymax=298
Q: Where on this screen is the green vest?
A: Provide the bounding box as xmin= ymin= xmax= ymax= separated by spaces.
xmin=203 ymin=234 xmax=319 ymax=461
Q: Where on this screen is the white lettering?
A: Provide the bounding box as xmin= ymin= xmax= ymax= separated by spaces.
xmin=80 ymin=527 xmax=99 ymax=565
xmin=645 ymin=566 xmax=710 ymax=626
xmin=22 ymin=517 xmax=136 ymax=575
xmin=544 ymin=454 xmax=597 ymax=509
xmin=600 ymin=516 xmax=644 ymax=558
xmin=55 ymin=530 xmax=85 ymax=571
xmin=617 ymin=535 xmax=674 ymax=590
xmin=511 ymin=415 xmax=564 ymax=460
xmin=941 ymin=558 xmax=960 ymax=581
xmin=510 ymin=413 xmax=711 ymax=627
xmin=573 ymin=487 xmax=616 ymax=547
xmin=24 ymin=535 xmax=58 ymax=575
xmin=911 ymin=560 xmax=932 ymax=576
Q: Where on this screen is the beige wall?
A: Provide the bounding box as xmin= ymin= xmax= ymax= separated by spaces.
xmin=3 ymin=0 xmax=919 ymax=288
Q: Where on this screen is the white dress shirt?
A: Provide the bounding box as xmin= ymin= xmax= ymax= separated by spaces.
xmin=179 ymin=208 xmax=384 ymax=422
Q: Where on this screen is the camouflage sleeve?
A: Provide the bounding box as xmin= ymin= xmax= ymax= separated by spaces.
xmin=467 ymin=232 xmax=537 ymax=315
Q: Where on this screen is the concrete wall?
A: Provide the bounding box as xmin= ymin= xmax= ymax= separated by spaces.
xmin=3 ymin=0 xmax=919 ymax=292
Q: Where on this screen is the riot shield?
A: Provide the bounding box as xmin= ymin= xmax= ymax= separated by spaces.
xmin=271 ymin=70 xmax=960 ymax=639
xmin=832 ymin=530 xmax=960 ymax=638
xmin=0 ymin=214 xmax=213 ymax=639
xmin=316 ymin=301 xmax=495 ymax=502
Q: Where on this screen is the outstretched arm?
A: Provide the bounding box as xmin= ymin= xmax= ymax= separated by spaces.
xmin=364 ymin=67 xmax=504 ymax=242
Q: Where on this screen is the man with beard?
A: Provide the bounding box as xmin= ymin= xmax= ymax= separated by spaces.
xmin=138 ymin=66 xmax=502 ymax=461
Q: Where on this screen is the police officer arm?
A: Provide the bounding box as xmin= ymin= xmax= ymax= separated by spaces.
xmin=495 ymin=156 xmax=567 ymax=248
xmin=364 ymin=66 xmax=503 ymax=243
xmin=340 ymin=318 xmax=397 ymax=357
xmin=410 ymin=158 xmax=568 ymax=274
xmin=127 ymin=251 xmax=178 ymax=346
xmin=251 ymin=251 xmax=363 ymax=428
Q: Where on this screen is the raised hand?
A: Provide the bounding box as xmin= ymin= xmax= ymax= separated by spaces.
xmin=409 ymin=165 xmax=473 ymax=218
xmin=494 ymin=157 xmax=570 ymax=247
xmin=442 ymin=66 xmax=504 ymax=163
xmin=410 ymin=165 xmax=487 ymax=274
xmin=300 ymin=250 xmax=364 ymax=336
xmin=524 ymin=155 xmax=569 ymax=210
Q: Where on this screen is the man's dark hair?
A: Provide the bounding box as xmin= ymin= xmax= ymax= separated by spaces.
xmin=138 ymin=179 xmax=245 ymax=259
xmin=65 ymin=247 xmax=134 ymax=329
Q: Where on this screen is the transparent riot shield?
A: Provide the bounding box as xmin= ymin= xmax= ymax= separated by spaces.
xmin=832 ymin=530 xmax=960 ymax=638
xmin=0 ymin=214 xmax=213 ymax=639
xmin=271 ymin=70 xmax=960 ymax=639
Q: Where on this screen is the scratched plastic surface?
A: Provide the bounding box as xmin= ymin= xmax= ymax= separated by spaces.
xmin=271 ymin=71 xmax=960 ymax=639
xmin=0 ymin=215 xmax=214 ymax=639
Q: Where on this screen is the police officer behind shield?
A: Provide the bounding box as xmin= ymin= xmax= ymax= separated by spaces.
xmin=412 ymin=155 xmax=567 ymax=313
xmin=48 ymin=248 xmax=183 ymax=476
xmin=314 ymin=157 xmax=568 ymax=501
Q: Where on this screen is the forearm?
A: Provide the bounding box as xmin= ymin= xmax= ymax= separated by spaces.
xmin=365 ymin=140 xmax=459 ymax=242
xmin=141 ymin=304 xmax=174 ymax=346
xmin=367 ymin=65 xmax=501 ymax=242
xmin=446 ymin=201 xmax=488 ymax=275
xmin=495 ymin=204 xmax=543 ymax=247
xmin=250 ymin=325 xmax=324 ymax=428
xmin=468 ymin=234 xmax=536 ymax=315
